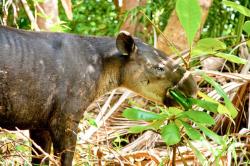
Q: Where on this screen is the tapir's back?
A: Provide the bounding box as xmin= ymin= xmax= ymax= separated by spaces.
xmin=0 ymin=26 xmax=102 ymax=129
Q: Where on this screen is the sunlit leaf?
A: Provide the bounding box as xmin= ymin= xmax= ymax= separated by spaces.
xmin=247 ymin=40 xmax=250 ymax=47
xmin=176 ymin=0 xmax=202 ymax=45
xmin=243 ymin=21 xmax=250 ymax=35
xmin=200 ymin=73 xmax=238 ymax=118
xmin=122 ymin=108 xmax=163 ymax=121
xmin=87 ymin=118 xmax=97 ymax=127
xmin=213 ymin=52 xmax=247 ymax=64
xmin=223 ymin=0 xmax=250 ymax=17
xmin=192 ymin=38 xmax=226 ymax=56
xmin=161 ymin=122 xmax=181 ymax=145
xmin=198 ymin=91 xmax=232 ymax=116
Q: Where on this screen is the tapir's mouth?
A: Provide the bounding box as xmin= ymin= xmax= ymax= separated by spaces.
xmin=163 ymin=71 xmax=197 ymax=106
xmin=163 ymin=95 xmax=178 ymax=106
xmin=163 ymin=88 xmax=178 ymax=106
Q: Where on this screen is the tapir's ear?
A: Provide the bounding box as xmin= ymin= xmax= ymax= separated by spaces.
xmin=116 ymin=31 xmax=135 ymax=55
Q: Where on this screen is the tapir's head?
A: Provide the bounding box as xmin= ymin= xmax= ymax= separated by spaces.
xmin=116 ymin=31 xmax=197 ymax=105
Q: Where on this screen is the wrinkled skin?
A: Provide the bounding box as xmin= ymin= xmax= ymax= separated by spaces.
xmin=0 ymin=26 xmax=197 ymax=165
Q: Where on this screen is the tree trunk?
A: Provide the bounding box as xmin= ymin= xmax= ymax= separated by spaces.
xmin=119 ymin=0 xmax=147 ymax=38
xmin=157 ymin=0 xmax=213 ymax=55
xmin=36 ymin=0 xmax=60 ymax=31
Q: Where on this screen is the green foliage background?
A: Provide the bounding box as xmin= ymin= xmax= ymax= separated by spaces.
xmin=0 ymin=0 xmax=249 ymax=39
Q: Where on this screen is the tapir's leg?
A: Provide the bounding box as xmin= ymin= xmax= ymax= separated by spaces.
xmin=30 ymin=129 xmax=52 ymax=165
xmin=49 ymin=116 xmax=79 ymax=166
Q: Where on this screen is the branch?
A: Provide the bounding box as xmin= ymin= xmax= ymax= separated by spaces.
xmin=20 ymin=0 xmax=40 ymax=31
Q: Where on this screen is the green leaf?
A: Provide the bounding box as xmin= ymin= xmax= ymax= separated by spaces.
xmin=16 ymin=145 xmax=26 ymax=152
xmin=197 ymin=124 xmax=225 ymax=145
xmin=128 ymin=125 xmax=153 ymax=133
xmin=176 ymin=0 xmax=202 ymax=45
xmin=192 ymin=38 xmax=246 ymax=64
xmin=122 ymin=108 xmax=163 ymax=121
xmin=213 ymin=52 xmax=247 ymax=64
xmin=188 ymin=98 xmax=219 ymax=113
xmin=169 ymin=89 xmax=191 ymax=110
xmin=223 ymin=0 xmax=250 ymax=17
xmin=183 ymin=110 xmax=215 ymax=126
xmin=181 ymin=121 xmax=203 ymax=140
xmin=87 ymin=118 xmax=97 ymax=127
xmin=192 ymin=38 xmax=226 ymax=56
xmin=150 ymin=119 xmax=165 ymax=130
xmin=243 ymin=21 xmax=250 ymax=35
xmin=167 ymin=107 xmax=183 ymax=116
xmin=201 ymin=73 xmax=238 ymax=118
xmin=247 ymin=40 xmax=250 ymax=47
xmin=198 ymin=91 xmax=232 ymax=116
xmin=161 ymin=122 xmax=181 ymax=146
xmin=187 ymin=140 xmax=208 ymax=164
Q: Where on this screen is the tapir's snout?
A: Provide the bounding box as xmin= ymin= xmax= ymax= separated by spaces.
xmin=175 ymin=71 xmax=198 ymax=98
xmin=163 ymin=71 xmax=197 ymax=106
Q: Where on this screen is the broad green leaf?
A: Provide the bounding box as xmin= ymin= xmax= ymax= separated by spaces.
xmin=192 ymin=38 xmax=226 ymax=56
xmin=167 ymin=107 xmax=183 ymax=116
xmin=198 ymin=91 xmax=232 ymax=116
xmin=128 ymin=125 xmax=153 ymax=133
xmin=176 ymin=0 xmax=201 ymax=45
xmin=181 ymin=121 xmax=203 ymax=140
xmin=201 ymin=73 xmax=238 ymax=118
xmin=243 ymin=21 xmax=250 ymax=35
xmin=188 ymin=98 xmax=219 ymax=113
xmin=169 ymin=89 xmax=191 ymax=110
xmin=217 ymin=104 xmax=233 ymax=118
xmin=122 ymin=108 xmax=163 ymax=121
xmin=187 ymin=140 xmax=208 ymax=164
xmin=197 ymin=124 xmax=225 ymax=145
xmin=183 ymin=110 xmax=215 ymax=126
xmin=161 ymin=122 xmax=181 ymax=145
xmin=213 ymin=52 xmax=247 ymax=64
xmin=223 ymin=0 xmax=250 ymax=17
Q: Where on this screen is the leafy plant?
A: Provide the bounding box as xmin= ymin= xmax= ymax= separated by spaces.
xmin=176 ymin=0 xmax=201 ymax=46
xmin=122 ymin=1 xmax=247 ymax=164
xmin=123 ymin=74 xmax=234 ymax=144
xmin=122 ymin=73 xmax=237 ymax=163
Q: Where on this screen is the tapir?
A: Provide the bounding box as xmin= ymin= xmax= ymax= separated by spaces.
xmin=0 ymin=26 xmax=197 ymax=165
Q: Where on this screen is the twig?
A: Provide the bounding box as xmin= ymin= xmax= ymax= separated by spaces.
xmin=15 ymin=127 xmax=59 ymax=165
xmin=20 ymin=0 xmax=40 ymax=31
xmin=82 ymin=89 xmax=116 ymax=141
xmin=172 ymin=145 xmax=176 ymax=166
xmin=139 ymin=10 xmax=189 ymax=69
xmin=83 ymin=89 xmax=131 ymax=142
xmin=9 ymin=142 xmax=32 ymax=166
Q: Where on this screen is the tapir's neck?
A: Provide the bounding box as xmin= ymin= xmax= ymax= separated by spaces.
xmin=95 ymin=56 xmax=125 ymax=98
xmin=84 ymin=36 xmax=122 ymax=59
xmin=83 ymin=36 xmax=127 ymax=98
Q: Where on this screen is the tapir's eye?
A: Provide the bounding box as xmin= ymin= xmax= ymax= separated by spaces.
xmin=153 ymin=66 xmax=165 ymax=72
